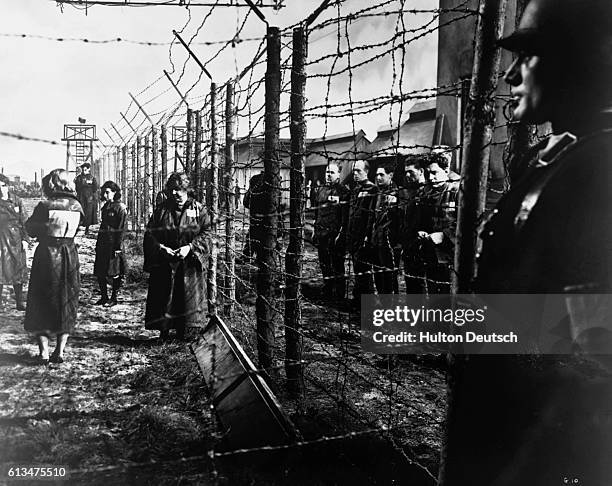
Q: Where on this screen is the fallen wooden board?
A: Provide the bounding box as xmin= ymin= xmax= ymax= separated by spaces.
xmin=191 ymin=314 xmax=299 ymax=450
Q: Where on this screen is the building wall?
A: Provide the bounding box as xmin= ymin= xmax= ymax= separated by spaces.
xmin=436 ymin=0 xmax=518 ymax=181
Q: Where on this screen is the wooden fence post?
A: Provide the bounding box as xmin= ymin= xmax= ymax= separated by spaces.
xmin=116 ymin=147 xmax=121 ymax=186
xmin=186 ymin=108 xmax=194 ymax=175
xmin=144 ymin=134 xmax=150 ymax=220
xmin=224 ymin=82 xmax=236 ymax=317
xmin=194 ymin=110 xmax=203 ymax=201
xmin=284 ymin=25 xmax=307 ymax=394
xmin=256 ymin=26 xmax=281 ymax=373
xmin=152 ymin=127 xmax=158 ymax=209
xmin=122 ymin=145 xmax=127 ymax=211
xmin=208 ymin=85 xmax=219 ymax=315
xmin=161 ymin=125 xmax=168 ymax=184
xmin=136 ymin=136 xmax=142 ymax=233
xmin=131 ymin=142 xmax=137 ymax=231
xmin=452 ymin=0 xmax=508 ymax=294
xmin=442 ymin=2 xmax=508 ymax=485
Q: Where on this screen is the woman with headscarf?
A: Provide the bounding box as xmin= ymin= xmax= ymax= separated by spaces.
xmin=0 ymin=174 xmax=29 ymax=310
xmin=24 ymin=169 xmax=83 ymax=364
xmin=94 ymin=180 xmax=127 ymax=306
xmin=143 ymin=172 xmax=212 ymax=341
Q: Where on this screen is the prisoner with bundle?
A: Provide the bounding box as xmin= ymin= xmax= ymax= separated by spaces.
xmin=144 ymin=172 xmax=212 ymax=341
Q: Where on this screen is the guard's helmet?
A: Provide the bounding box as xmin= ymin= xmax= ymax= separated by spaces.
xmin=499 ymin=0 xmax=612 ymax=55
xmin=498 ymin=0 xmax=612 ymax=103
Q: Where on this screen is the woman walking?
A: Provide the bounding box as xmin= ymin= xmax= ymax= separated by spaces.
xmin=144 ymin=172 xmax=211 ymax=341
xmin=0 ymin=174 xmax=29 ymax=310
xmin=24 ymin=169 xmax=83 ymax=364
xmin=94 ymin=181 xmax=127 ymax=306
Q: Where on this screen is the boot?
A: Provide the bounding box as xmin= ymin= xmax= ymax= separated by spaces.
xmin=107 ymin=278 xmax=121 ymax=306
xmin=95 ymin=278 xmax=109 ymax=305
xmin=13 ymin=284 xmax=25 ymax=311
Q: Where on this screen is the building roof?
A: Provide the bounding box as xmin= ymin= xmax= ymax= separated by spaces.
xmin=368 ymin=98 xmax=438 ymax=156
xmin=305 ymin=130 xmax=371 ymax=168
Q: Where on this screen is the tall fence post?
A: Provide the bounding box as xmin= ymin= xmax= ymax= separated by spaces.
xmin=152 ymin=127 xmax=158 ymax=208
xmin=116 ymin=146 xmax=121 ymax=186
xmin=208 ymin=84 xmax=219 ymax=315
xmin=144 ymin=134 xmax=150 ymax=220
xmin=122 ymin=145 xmax=127 ymax=211
xmin=136 ymin=136 xmax=142 ymax=233
xmin=442 ymin=1 xmax=508 ymax=485
xmin=257 ymin=26 xmax=281 ymax=373
xmin=194 ymin=110 xmax=203 ymax=201
xmin=186 ymin=108 xmax=194 ymax=175
xmin=224 ymin=82 xmax=236 ymax=317
xmin=452 ymin=0 xmax=508 ymax=294
xmin=161 ymin=125 xmax=168 ymax=184
xmin=131 ymin=142 xmax=137 ymax=231
xmin=284 ymin=26 xmax=307 ymax=394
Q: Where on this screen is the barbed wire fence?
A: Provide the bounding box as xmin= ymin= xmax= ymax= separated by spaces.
xmin=1 ymin=0 xmax=531 ymax=482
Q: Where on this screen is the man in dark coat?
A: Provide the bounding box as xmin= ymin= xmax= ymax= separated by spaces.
xmin=441 ymin=1 xmax=612 ymax=484
xmin=398 ymin=155 xmax=425 ymax=294
xmin=414 ymin=153 xmax=459 ymax=294
xmin=0 ymin=174 xmax=28 ymax=310
xmin=313 ymin=162 xmax=349 ymax=300
xmin=371 ymin=161 xmax=401 ymax=294
xmin=242 ymin=171 xmax=265 ymax=260
xmin=144 ymin=172 xmax=211 ymax=341
xmin=74 ymin=163 xmax=99 ymax=234
xmin=341 ymin=160 xmax=378 ymax=304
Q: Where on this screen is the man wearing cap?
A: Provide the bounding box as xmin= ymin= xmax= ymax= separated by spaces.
xmin=441 ymin=0 xmax=612 ymax=484
xmin=74 ymin=163 xmax=99 ymax=235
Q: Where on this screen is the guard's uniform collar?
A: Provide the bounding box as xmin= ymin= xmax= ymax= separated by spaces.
xmin=533 ymin=132 xmax=577 ymax=167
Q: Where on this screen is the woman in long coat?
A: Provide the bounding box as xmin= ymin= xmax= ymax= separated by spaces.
xmin=94 ymin=181 xmax=127 ymax=306
xmin=24 ymin=169 xmax=83 ymax=364
xmin=0 ymin=174 xmax=29 ymax=310
xmin=144 ymin=172 xmax=211 ymax=341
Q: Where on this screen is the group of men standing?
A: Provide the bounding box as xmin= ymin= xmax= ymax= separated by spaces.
xmin=311 ymin=149 xmax=459 ymax=305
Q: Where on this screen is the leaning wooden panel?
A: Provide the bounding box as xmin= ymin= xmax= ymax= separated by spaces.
xmin=191 ymin=314 xmax=299 ymax=450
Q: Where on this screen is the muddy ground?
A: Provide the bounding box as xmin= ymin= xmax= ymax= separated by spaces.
xmin=0 ymin=199 xmax=445 ymax=485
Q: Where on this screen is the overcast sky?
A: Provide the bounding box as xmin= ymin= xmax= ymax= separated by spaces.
xmin=0 ymin=0 xmax=438 ymax=181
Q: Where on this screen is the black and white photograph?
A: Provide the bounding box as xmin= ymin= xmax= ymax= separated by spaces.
xmin=1 ymin=0 xmax=611 ymax=484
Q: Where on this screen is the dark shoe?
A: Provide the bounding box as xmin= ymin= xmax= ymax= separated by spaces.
xmin=16 ymin=302 xmax=26 ymax=311
xmin=50 ymin=354 xmax=64 ymax=364
xmin=106 ymin=298 xmax=118 ymax=307
xmin=37 ymin=356 xmax=49 ymax=366
xmin=94 ymin=297 xmax=109 ymax=305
